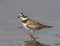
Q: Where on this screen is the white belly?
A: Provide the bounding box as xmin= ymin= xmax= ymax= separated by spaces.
xmin=22 ymin=23 xmax=30 ymax=30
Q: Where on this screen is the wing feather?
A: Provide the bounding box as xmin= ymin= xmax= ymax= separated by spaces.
xmin=27 ymin=19 xmax=44 ymax=29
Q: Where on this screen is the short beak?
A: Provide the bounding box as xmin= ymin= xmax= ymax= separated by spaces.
xmin=17 ymin=16 xmax=20 ymax=18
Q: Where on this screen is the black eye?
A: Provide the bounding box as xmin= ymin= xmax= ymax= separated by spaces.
xmin=23 ymin=15 xmax=27 ymax=18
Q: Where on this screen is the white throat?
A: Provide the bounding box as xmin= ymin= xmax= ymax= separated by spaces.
xmin=20 ymin=17 xmax=28 ymax=20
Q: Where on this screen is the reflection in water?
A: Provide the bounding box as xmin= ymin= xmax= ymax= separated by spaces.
xmin=55 ymin=34 xmax=60 ymax=46
xmin=55 ymin=41 xmax=60 ymax=46
xmin=22 ymin=40 xmax=50 ymax=46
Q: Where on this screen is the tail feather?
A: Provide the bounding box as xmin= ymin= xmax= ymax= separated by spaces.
xmin=47 ymin=26 xmax=53 ymax=28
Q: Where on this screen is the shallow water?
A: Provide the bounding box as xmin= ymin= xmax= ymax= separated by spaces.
xmin=0 ymin=0 xmax=60 ymax=46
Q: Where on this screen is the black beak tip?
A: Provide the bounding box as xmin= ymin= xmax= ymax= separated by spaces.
xmin=17 ymin=16 xmax=20 ymax=18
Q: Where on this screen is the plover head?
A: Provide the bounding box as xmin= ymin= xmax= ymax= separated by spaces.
xmin=17 ymin=12 xmax=28 ymax=20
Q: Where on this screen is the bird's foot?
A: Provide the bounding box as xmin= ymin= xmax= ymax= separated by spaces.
xmin=28 ymin=33 xmax=36 ymax=41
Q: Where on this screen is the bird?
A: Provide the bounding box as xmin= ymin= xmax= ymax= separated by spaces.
xmin=17 ymin=12 xmax=52 ymax=40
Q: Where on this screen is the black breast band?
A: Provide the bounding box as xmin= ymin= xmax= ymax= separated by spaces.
xmin=21 ymin=19 xmax=28 ymax=23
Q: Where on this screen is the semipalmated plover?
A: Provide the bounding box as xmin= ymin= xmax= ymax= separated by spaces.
xmin=17 ymin=12 xmax=52 ymax=39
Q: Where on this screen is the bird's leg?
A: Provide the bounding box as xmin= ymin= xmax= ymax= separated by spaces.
xmin=28 ymin=33 xmax=36 ymax=41
xmin=28 ymin=33 xmax=34 ymax=40
xmin=30 ymin=30 xmax=35 ymax=38
xmin=30 ymin=30 xmax=34 ymax=36
xmin=28 ymin=30 xmax=36 ymax=41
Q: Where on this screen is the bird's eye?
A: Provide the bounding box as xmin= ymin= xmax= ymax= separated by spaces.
xmin=22 ymin=15 xmax=27 ymax=18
